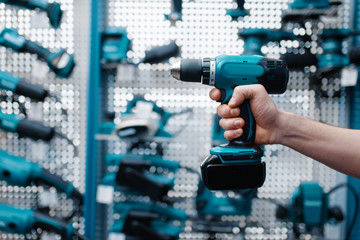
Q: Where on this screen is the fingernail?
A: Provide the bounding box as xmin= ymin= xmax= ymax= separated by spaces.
xmin=229 ymin=98 xmax=235 ymax=106
xmin=234 ymin=120 xmax=242 ymax=127
xmin=235 ymin=129 xmax=242 ymax=136
xmin=230 ymin=109 xmax=239 ymax=116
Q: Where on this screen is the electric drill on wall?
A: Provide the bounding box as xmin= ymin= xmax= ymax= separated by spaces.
xmin=171 ymin=55 xmax=289 ymax=190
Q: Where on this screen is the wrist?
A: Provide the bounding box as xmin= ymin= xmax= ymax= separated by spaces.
xmin=271 ymin=110 xmax=293 ymax=145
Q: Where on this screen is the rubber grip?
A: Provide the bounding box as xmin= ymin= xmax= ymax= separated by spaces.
xmin=15 ymin=80 xmax=48 ymax=101
xmin=229 ymin=100 xmax=255 ymax=146
xmin=17 ymin=119 xmax=55 ymax=141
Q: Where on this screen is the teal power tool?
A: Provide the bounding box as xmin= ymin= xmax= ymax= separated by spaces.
xmin=99 ymin=97 xmax=178 ymax=141
xmin=196 ymin=181 xmax=256 ymax=218
xmin=104 ymin=153 xmax=180 ymax=201
xmin=0 ymin=70 xmax=50 ymax=101
xmin=0 ymin=0 xmax=63 ymax=29
xmin=0 ymin=202 xmax=86 ymax=239
xmin=101 ymin=27 xmax=179 ymax=65
xmin=0 ymin=150 xmax=82 ymax=203
xmin=226 ymin=0 xmax=248 ymax=20
xmin=276 ymin=182 xmax=344 ymax=238
xmin=281 ymin=0 xmax=341 ymax=24
xmin=164 ymin=0 xmax=182 ymax=25
xmin=238 ymin=28 xmax=296 ymax=55
xmin=317 ymin=28 xmax=351 ymax=74
xmin=171 ymin=55 xmax=289 ymax=190
xmin=0 ymin=111 xmax=55 ymax=141
xmin=111 ymin=201 xmax=186 ymax=240
xmin=101 ymin=27 xmax=131 ymax=63
xmin=0 ymin=27 xmax=75 ymax=78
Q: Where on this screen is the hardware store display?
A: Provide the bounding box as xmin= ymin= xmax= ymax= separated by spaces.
xmin=0 ymin=0 xmax=360 ymax=239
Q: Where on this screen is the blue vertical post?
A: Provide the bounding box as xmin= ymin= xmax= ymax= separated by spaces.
xmin=85 ymin=0 xmax=105 ymax=239
xmin=348 ymin=0 xmax=360 ymax=239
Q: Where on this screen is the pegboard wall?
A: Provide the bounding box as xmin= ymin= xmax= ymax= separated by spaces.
xmin=0 ymin=0 xmax=89 ymax=239
xmin=94 ymin=0 xmax=353 ymax=240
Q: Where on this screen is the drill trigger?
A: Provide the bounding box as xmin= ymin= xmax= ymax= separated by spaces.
xmin=217 ymin=89 xmax=227 ymax=103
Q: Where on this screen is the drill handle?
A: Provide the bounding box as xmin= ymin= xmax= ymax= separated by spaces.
xmin=229 ymin=100 xmax=256 ymax=146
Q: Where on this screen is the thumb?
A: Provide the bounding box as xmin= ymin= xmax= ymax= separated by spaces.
xmin=228 ymin=84 xmax=265 ymax=108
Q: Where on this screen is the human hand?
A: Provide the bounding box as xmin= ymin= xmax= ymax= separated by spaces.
xmin=209 ymin=84 xmax=284 ymax=145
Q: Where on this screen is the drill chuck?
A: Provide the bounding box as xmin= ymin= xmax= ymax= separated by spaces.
xmin=171 ymin=58 xmax=215 ymax=85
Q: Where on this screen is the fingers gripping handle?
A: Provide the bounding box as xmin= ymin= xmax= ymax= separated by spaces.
xmin=217 ymin=89 xmax=256 ymax=146
xmin=230 ymin=100 xmax=256 ymax=146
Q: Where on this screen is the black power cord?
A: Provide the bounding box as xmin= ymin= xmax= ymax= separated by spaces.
xmin=327 ymin=183 xmax=359 ymax=240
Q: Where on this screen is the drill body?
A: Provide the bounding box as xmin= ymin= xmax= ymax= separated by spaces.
xmin=171 ymin=55 xmax=288 ymax=190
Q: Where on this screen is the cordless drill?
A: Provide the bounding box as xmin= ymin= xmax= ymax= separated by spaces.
xmin=171 ymin=55 xmax=288 ymax=190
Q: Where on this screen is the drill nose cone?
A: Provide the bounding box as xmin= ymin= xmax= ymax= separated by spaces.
xmin=171 ymin=61 xmax=181 ymax=80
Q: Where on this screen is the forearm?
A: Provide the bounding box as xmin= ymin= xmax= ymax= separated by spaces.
xmin=276 ymin=111 xmax=360 ymax=178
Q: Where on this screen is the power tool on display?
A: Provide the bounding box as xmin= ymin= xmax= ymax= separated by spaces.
xmin=0 ymin=202 xmax=87 ymax=239
xmin=0 ymin=70 xmax=50 ymax=101
xmin=164 ymin=0 xmax=182 ymax=25
xmin=0 ymin=150 xmax=82 ymax=203
xmin=102 ymin=153 xmax=180 ymax=202
xmin=171 ymin=55 xmax=289 ymax=190
xmin=276 ymin=182 xmax=345 ymax=238
xmin=110 ymin=201 xmax=187 ymax=240
xmin=226 ymin=0 xmax=248 ymax=20
xmin=0 ymin=0 xmax=63 ymax=29
xmin=0 ymin=111 xmax=55 ymax=141
xmin=281 ymin=0 xmax=342 ymax=24
xmin=0 ymin=27 xmax=75 ymax=78
xmin=238 ymin=28 xmax=296 ymax=55
xmin=99 ymin=97 xmax=190 ymax=142
xmin=196 ymin=181 xmax=256 ymax=218
xmin=101 ymin=27 xmax=179 ymax=65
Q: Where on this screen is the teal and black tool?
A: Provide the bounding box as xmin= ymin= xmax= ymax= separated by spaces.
xmin=317 ymin=28 xmax=351 ymax=74
xmin=0 ymin=0 xmax=63 ymax=28
xmin=281 ymin=0 xmax=341 ymax=24
xmin=101 ymin=27 xmax=131 ymax=63
xmin=196 ymin=181 xmax=256 ymax=217
xmin=238 ymin=28 xmax=296 ymax=55
xmin=99 ymin=97 xmax=177 ymax=141
xmin=226 ymin=0 xmax=248 ymax=20
xmin=0 ymin=27 xmax=75 ymax=78
xmin=164 ymin=0 xmax=182 ymax=25
xmin=0 ymin=70 xmax=50 ymax=101
xmin=0 ymin=111 xmax=55 ymax=141
xmin=0 ymin=150 xmax=82 ymax=203
xmin=104 ymin=153 xmax=180 ymax=201
xmin=111 ymin=201 xmax=186 ymax=240
xmin=171 ymin=55 xmax=288 ymax=190
xmin=0 ymin=202 xmax=86 ymax=239
xmin=276 ymin=182 xmax=345 ymax=238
